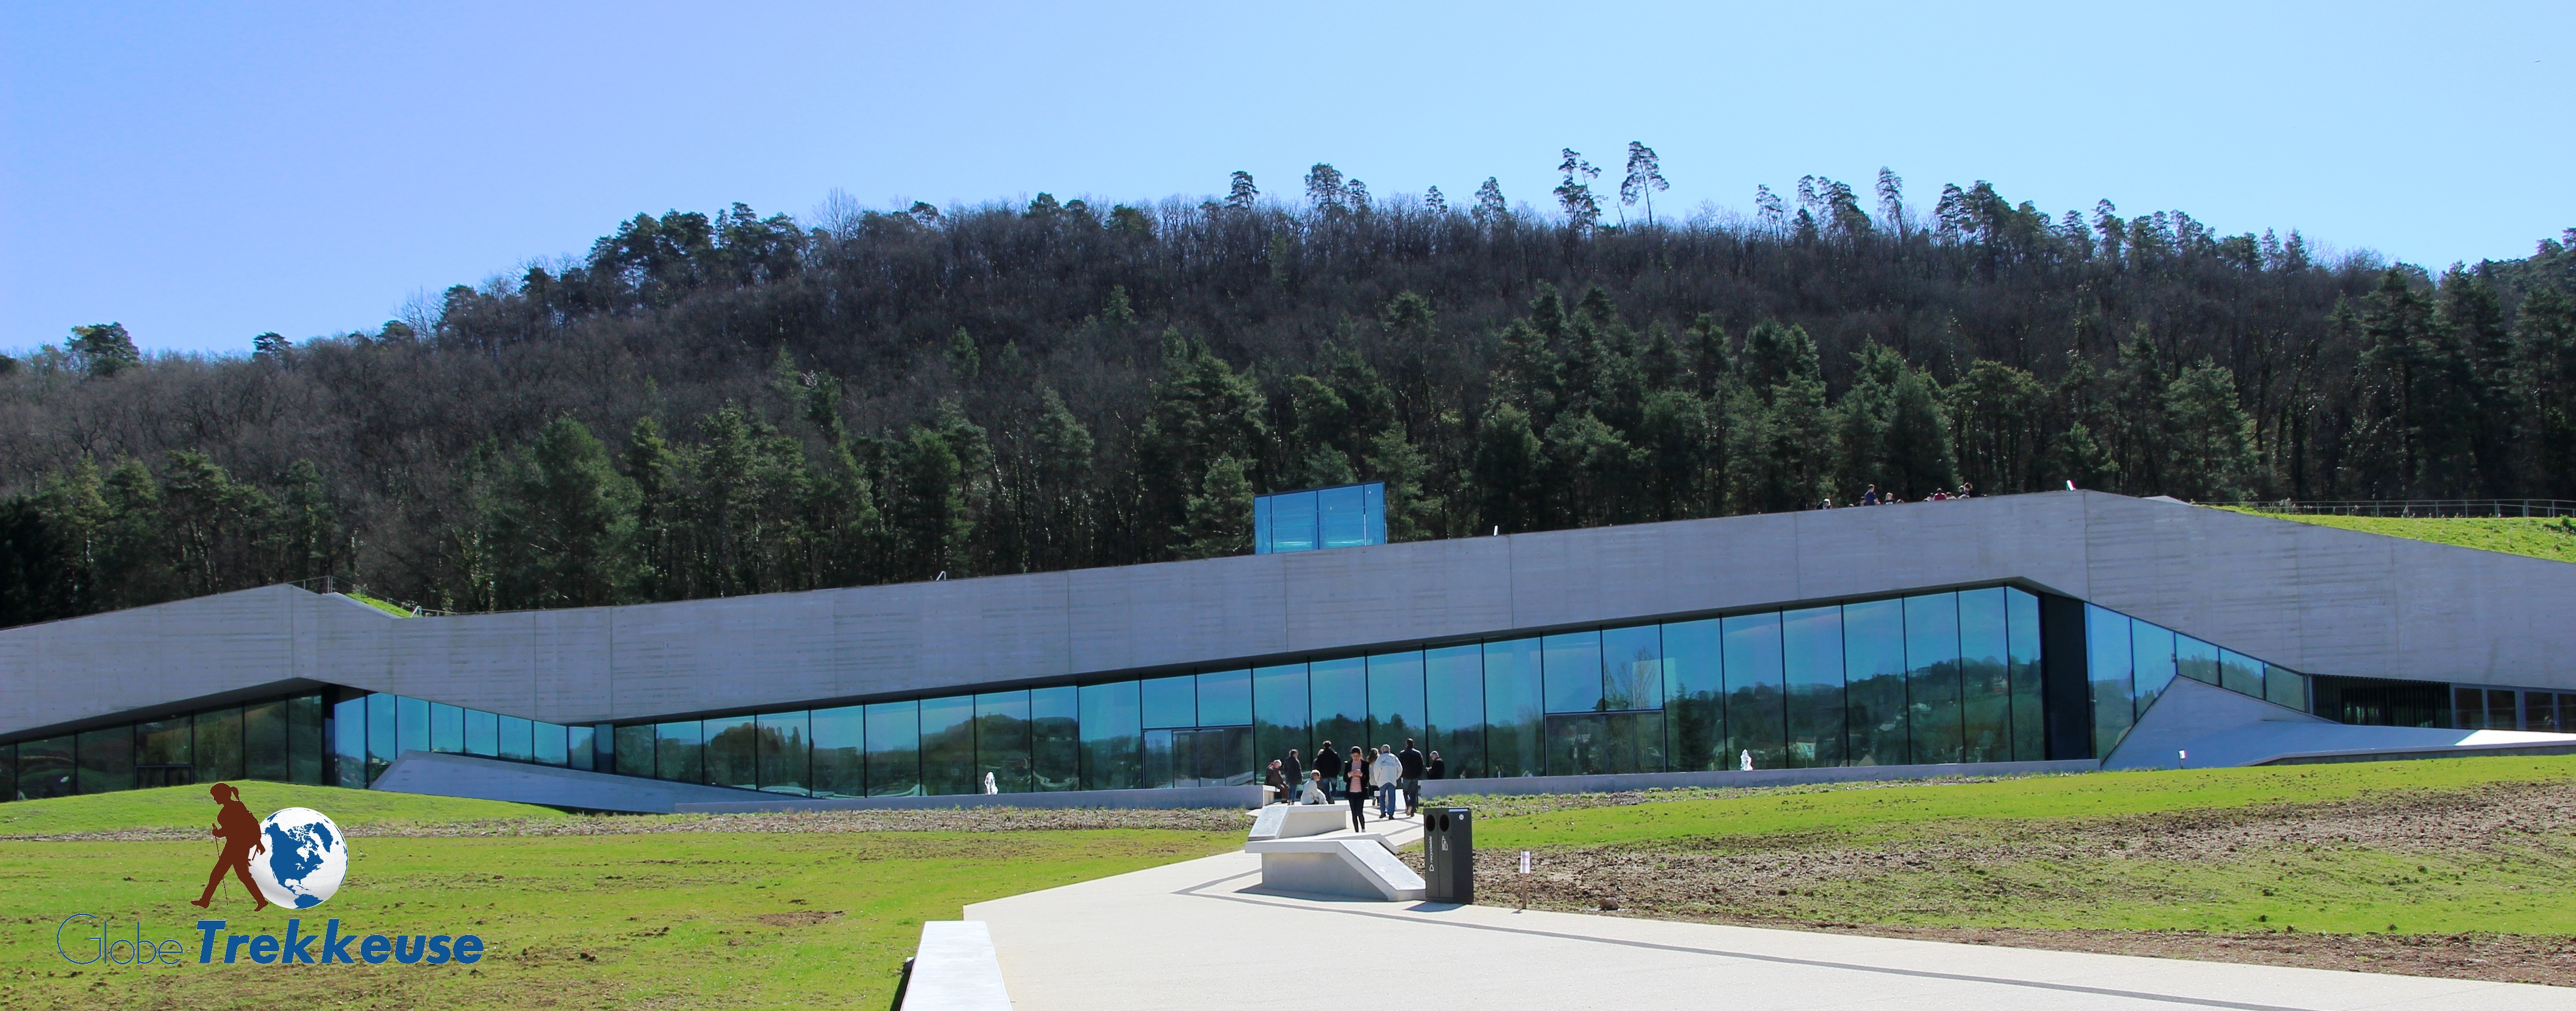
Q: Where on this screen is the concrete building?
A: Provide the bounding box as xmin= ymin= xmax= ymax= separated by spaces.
xmin=4 ymin=491 xmax=2573 ymax=812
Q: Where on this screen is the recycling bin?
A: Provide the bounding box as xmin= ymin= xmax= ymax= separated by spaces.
xmin=1423 ymin=806 xmax=1473 ymax=904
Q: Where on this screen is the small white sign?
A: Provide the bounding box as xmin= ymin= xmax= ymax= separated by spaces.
xmin=1519 ymin=850 xmax=1531 ymax=874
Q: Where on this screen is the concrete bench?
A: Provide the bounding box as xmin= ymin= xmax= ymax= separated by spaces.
xmin=899 ymin=921 xmax=1011 ymax=1011
xmin=1248 ymin=803 xmax=1360 ymax=841
xmin=1243 ymin=837 xmax=1426 ymax=901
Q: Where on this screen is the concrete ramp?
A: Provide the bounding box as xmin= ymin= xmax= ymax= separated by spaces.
xmin=2107 ymin=677 xmax=2576 ymax=769
xmin=1243 ymin=837 xmax=1426 ymax=901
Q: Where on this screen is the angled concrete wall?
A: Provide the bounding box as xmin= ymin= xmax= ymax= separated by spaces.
xmin=7 ymin=492 xmax=2575 ymax=740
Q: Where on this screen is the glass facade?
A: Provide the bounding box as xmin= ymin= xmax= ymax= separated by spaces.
xmin=1253 ymin=482 xmax=1386 ymax=554
xmin=7 ymin=583 xmax=2392 ymax=806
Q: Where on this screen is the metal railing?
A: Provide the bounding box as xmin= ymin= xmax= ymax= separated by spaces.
xmin=2217 ymin=499 xmax=2576 ymax=519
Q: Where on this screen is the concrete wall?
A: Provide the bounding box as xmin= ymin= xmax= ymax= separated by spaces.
xmin=8 ymin=491 xmax=2576 ymax=739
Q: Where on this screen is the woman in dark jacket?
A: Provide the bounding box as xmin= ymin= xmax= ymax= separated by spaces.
xmin=1344 ymin=747 xmax=1369 ymax=831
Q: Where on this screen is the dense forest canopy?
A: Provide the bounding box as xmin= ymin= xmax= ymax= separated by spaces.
xmin=3 ymin=156 xmax=2572 ymax=627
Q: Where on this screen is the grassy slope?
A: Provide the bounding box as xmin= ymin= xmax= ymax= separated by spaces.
xmin=0 ymin=789 xmax=1237 ymax=1010
xmin=0 ymin=784 xmax=568 ymax=836
xmin=2221 ymin=508 xmax=2576 ymax=564
xmin=1460 ymin=758 xmax=2576 ymax=936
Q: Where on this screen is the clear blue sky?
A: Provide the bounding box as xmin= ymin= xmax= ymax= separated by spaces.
xmin=3 ymin=1 xmax=2569 ymax=354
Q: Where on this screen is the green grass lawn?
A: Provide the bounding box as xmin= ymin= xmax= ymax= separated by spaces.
xmin=0 ymin=786 xmax=1237 ymax=1010
xmin=2222 ymin=508 xmax=2576 ymax=564
xmin=1453 ymin=757 xmax=2576 ymax=937
xmin=0 ymin=783 xmax=568 ymax=837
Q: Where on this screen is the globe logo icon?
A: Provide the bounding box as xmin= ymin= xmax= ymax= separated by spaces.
xmin=246 ymin=807 xmax=348 ymax=909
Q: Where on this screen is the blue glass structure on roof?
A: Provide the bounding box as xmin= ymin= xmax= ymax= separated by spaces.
xmin=1254 ymin=482 xmax=1385 ymax=554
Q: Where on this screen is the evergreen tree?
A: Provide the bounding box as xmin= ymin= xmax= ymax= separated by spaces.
xmin=486 ymin=415 xmax=640 ymax=608
xmin=1175 ymin=455 xmax=1252 ymax=559
xmin=2163 ymin=360 xmax=2254 ymax=501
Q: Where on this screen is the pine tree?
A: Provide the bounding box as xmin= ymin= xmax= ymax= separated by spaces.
xmin=1175 ymin=455 xmax=1252 ymax=558
xmin=1618 ymin=142 xmax=1668 ymax=226
xmin=486 ymin=415 xmax=641 ymax=608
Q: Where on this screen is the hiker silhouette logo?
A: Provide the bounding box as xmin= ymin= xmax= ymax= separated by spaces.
xmin=190 ymin=783 xmax=347 ymax=911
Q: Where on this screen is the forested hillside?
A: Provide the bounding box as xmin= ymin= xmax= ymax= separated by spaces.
xmin=3 ymin=162 xmax=2571 ymax=625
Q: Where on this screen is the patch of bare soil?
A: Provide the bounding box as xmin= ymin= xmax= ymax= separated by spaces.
xmin=752 ymin=910 xmax=846 ymax=927
xmin=1406 ymin=782 xmax=2576 ymax=988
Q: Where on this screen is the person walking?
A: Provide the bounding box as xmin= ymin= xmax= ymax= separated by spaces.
xmin=1371 ymin=747 xmax=1404 ymax=820
xmin=1315 ymin=741 xmax=1342 ymax=800
xmin=192 ymin=782 xmax=270 ymax=911
xmin=1282 ymin=749 xmax=1303 ymax=795
xmin=1862 ymin=484 xmax=1879 ymax=506
xmin=1343 ymin=747 xmax=1368 ymax=831
xmin=1264 ymin=760 xmax=1287 ymax=804
xmin=1396 ymin=738 xmax=1426 ymax=816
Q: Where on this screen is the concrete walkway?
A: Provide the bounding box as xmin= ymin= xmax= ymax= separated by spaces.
xmin=967 ymin=808 xmax=2573 ymax=1011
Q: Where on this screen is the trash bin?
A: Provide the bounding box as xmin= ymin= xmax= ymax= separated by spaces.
xmin=1423 ymin=806 xmax=1473 ymax=904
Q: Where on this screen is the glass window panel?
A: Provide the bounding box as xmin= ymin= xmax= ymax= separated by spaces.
xmin=1607 ymin=710 xmax=1666 ymax=775
xmin=1273 ymin=491 xmax=1317 ymax=552
xmin=1542 ymin=631 xmax=1604 ymax=714
xmin=365 ymin=693 xmax=395 ymax=784
xmin=1197 ymin=669 xmax=1252 ymax=726
xmin=429 ymin=703 xmax=464 ymax=754
xmin=197 ymin=705 xmax=245 ymax=783
xmin=1031 ymin=686 xmax=1079 ymax=791
xmin=1781 ymin=606 xmax=1846 ymax=768
xmin=2130 ymin=622 xmax=2177 ymax=716
xmin=1141 ymin=675 xmax=1196 ymax=729
xmin=1424 ymin=645 xmax=1486 ymax=780
xmin=76 ymin=726 xmax=134 ymax=794
xmin=2451 ymin=686 xmax=2485 ymax=730
xmin=1482 ymin=638 xmax=1544 ymax=778
xmin=1544 ymin=713 xmax=1608 ymax=776
xmin=1904 ymin=592 xmax=1964 ymax=765
xmin=2175 ymin=634 xmax=2221 ymax=686
xmin=1144 ymin=728 xmax=1180 ymax=789
xmin=865 ymin=700 xmax=922 ymax=796
xmin=1078 ymin=682 xmax=1141 ymax=792
xmin=614 ymin=725 xmax=656 ymax=778
xmin=564 ymin=723 xmax=594 ymax=772
xmin=1194 ymin=726 xmax=1256 ymax=785
xmin=135 ymin=716 xmax=192 ymax=788
xmin=1956 ymin=588 xmax=2012 ymax=765
xmin=1842 ymin=599 xmax=1909 ymax=766
xmin=2006 ymin=588 xmax=2045 ymax=763
xmin=1253 ymin=663 xmax=1310 ymax=778
xmin=1253 ymin=493 xmax=1275 ymax=554
xmin=332 ymin=696 xmax=368 ymax=788
xmin=1662 ymin=618 xmax=1725 ymax=772
xmin=464 ymin=709 xmax=498 ymax=757
xmin=289 ymin=695 xmax=325 ymax=785
xmin=1367 ymin=651 xmax=1425 ymax=749
xmin=1319 ymin=484 xmax=1368 ymax=548
xmin=0 ymin=744 xmax=12 ymax=802
xmin=528 ymin=721 xmax=564 ymax=766
xmin=398 ymin=696 xmax=430 ymax=757
xmin=1721 ymin=612 xmax=1787 ymax=770
xmin=1602 ymin=625 xmax=1663 ymax=711
xmin=2264 ymin=665 xmax=2307 ymax=711
xmin=702 ymin=716 xmax=755 ymax=788
xmin=1308 ymin=657 xmax=1368 ymax=757
xmin=243 ymin=700 xmax=288 ymax=781
xmin=2088 ymin=606 xmax=2137 ymax=758
xmin=2491 ymin=689 xmax=2517 ymax=730
xmin=2217 ymin=648 xmax=2262 ymax=699
xmin=654 ymin=721 xmax=703 ymax=782
xmin=806 ymin=707 xmax=861 ymax=798
xmin=975 ymin=691 xmax=1033 ymax=793
xmin=498 ymin=715 xmax=534 ymax=762
xmin=919 ymin=695 xmax=977 ymax=795
xmin=19 ymin=735 xmax=76 ymax=799
xmin=1364 ymin=482 xmax=1385 ymax=545
xmin=2528 ymin=693 xmax=2562 ymax=734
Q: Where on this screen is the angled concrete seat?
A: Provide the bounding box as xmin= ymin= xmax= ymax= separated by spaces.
xmin=1247 ymin=803 xmax=1357 ymax=841
xmin=1242 ymin=837 xmax=1426 ymax=901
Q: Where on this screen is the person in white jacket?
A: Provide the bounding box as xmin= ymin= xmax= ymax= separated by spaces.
xmin=1370 ymin=747 xmax=1405 ymax=820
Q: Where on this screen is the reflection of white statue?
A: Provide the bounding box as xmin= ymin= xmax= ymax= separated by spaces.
xmin=983 ymin=772 xmax=998 ymax=794
xmin=1739 ymin=749 xmax=1753 ymax=772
